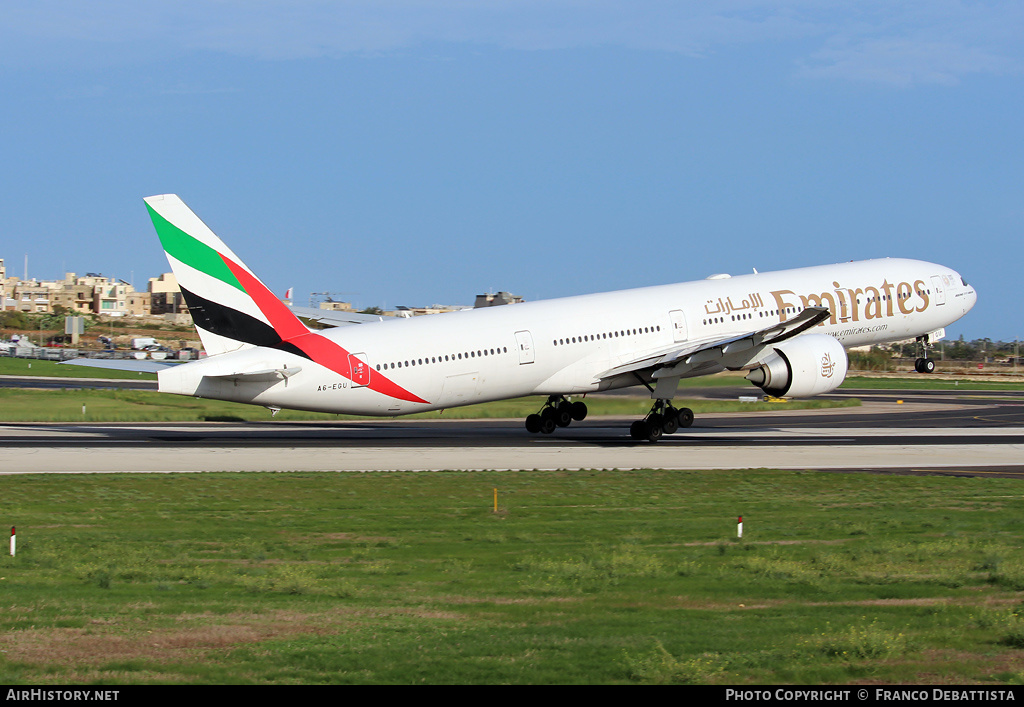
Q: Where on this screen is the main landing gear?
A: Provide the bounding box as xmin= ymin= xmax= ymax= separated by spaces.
xmin=629 ymin=399 xmax=694 ymax=442
xmin=522 ymin=394 xmax=694 ymax=443
xmin=525 ymin=395 xmax=588 ymax=434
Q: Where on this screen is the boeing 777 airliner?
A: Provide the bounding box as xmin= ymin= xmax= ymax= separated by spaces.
xmin=107 ymin=195 xmax=978 ymax=441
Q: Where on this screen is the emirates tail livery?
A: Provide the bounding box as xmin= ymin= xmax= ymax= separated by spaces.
xmin=144 ymin=194 xmax=976 ymax=441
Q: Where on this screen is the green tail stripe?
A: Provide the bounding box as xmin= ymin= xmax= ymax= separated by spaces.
xmin=146 ymin=203 xmax=244 ymax=292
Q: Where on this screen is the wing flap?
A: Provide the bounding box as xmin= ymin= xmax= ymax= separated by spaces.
xmin=598 ymin=307 xmax=830 ymax=382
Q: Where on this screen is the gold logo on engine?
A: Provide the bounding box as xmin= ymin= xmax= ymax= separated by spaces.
xmin=821 ymin=352 xmax=836 ymax=378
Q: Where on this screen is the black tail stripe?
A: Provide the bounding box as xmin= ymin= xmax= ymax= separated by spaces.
xmin=179 ymin=286 xmax=313 ymax=362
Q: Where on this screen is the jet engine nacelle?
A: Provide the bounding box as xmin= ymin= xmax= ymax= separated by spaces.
xmin=744 ymin=334 xmax=848 ymax=398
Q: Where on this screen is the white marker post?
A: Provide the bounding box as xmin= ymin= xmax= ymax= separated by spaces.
xmin=10 ymin=526 xmax=15 ymax=557
xmin=737 ymin=516 xmax=743 ymax=539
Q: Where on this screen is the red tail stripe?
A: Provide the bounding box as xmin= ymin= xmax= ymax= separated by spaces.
xmin=220 ymin=255 xmax=428 ymax=404
xmin=222 ymin=258 xmax=307 ymax=340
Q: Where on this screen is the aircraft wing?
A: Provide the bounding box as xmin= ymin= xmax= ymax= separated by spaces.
xmin=287 ymin=304 xmax=401 ymax=328
xmin=597 ymin=306 xmax=831 ymax=384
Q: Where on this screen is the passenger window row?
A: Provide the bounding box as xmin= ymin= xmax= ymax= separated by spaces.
xmin=703 ymin=307 xmax=806 ymax=326
xmin=552 ymin=325 xmax=660 ymax=348
xmin=376 ymin=346 xmax=510 ymax=371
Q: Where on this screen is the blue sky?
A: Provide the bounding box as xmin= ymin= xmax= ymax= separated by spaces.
xmin=2 ymin=1 xmax=1021 ymax=340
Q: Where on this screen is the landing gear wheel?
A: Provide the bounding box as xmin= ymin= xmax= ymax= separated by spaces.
xmin=570 ymin=401 xmax=588 ymax=421
xmin=540 ymin=417 xmax=557 ymax=434
xmin=661 ymin=409 xmax=679 ymax=435
xmin=525 ymin=414 xmax=542 ymax=433
xmin=630 ymin=420 xmax=647 ymax=440
xmin=646 ymin=423 xmax=662 ymax=443
xmin=914 ymin=357 xmax=925 ymax=373
xmin=555 ymin=402 xmax=573 ymax=427
xmin=648 ymin=413 xmax=664 ymax=433
xmin=676 ymin=407 xmax=694 ymax=428
xmin=923 ymin=358 xmax=935 ymax=374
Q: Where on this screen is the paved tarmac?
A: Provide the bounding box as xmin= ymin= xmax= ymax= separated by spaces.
xmin=0 ymin=374 xmax=158 ymax=390
xmin=3 ymin=388 xmax=1023 ymax=477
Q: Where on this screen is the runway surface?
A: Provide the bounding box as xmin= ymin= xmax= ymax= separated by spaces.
xmin=0 ymin=374 xmax=158 ymax=390
xmin=3 ymin=388 xmax=1023 ymax=477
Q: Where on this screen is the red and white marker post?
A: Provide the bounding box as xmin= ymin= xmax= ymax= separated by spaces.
xmin=10 ymin=526 xmax=15 ymax=557
xmin=737 ymin=516 xmax=743 ymax=539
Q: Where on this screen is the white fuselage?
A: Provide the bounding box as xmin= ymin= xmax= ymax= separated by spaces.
xmin=158 ymin=257 xmax=977 ymax=415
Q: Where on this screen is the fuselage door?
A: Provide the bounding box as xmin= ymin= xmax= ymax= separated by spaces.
xmin=669 ymin=309 xmax=688 ymax=343
xmin=349 ymin=352 xmax=370 ymax=387
xmin=930 ymin=276 xmax=947 ymax=306
xmin=514 ymin=330 xmax=535 ymax=365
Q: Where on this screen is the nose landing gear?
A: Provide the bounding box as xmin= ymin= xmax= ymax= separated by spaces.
xmin=914 ymin=357 xmax=936 ymax=374
xmin=914 ymin=334 xmax=936 ymax=373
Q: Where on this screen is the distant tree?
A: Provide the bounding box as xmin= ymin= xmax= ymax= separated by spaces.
xmin=359 ymin=306 xmax=384 ymax=315
xmin=38 ymin=311 xmax=68 ymax=330
xmin=848 ymin=347 xmax=894 ymax=371
xmin=946 ymin=335 xmax=976 ymax=360
xmin=0 ymin=311 xmax=31 ymax=330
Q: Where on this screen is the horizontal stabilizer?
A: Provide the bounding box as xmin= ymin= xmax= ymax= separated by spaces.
xmin=59 ymin=359 xmax=179 ymax=374
xmin=205 ymin=366 xmax=302 ymax=383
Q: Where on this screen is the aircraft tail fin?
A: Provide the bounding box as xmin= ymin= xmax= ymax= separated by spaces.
xmin=144 ymin=194 xmax=309 ymax=356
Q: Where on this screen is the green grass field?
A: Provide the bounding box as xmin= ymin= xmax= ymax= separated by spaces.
xmin=2 ymin=469 xmax=1024 ymax=685
xmin=841 ymin=376 xmax=1024 ymax=392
